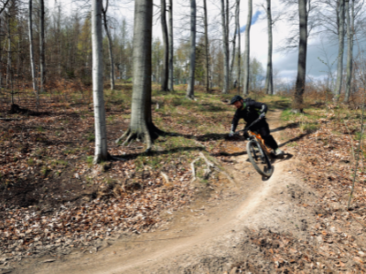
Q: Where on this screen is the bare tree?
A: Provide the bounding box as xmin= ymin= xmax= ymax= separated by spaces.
xmin=264 ymin=0 xmax=273 ymax=95
xmin=92 ymin=0 xmax=109 ymax=163
xmin=28 ymin=0 xmax=37 ymax=93
xmin=335 ymin=0 xmax=346 ymax=97
xmin=294 ymin=0 xmax=308 ymax=111
xmin=236 ymin=0 xmax=241 ymax=93
xmin=203 ymin=0 xmax=210 ymax=92
xmin=230 ymin=0 xmax=239 ymax=89
xmin=186 ymin=0 xmax=196 ymax=99
xmin=116 ymin=0 xmax=162 ymax=151
xmin=168 ymin=0 xmax=173 ymax=91
xmin=161 ymin=0 xmax=169 ymax=91
xmin=220 ymin=0 xmax=229 ymax=93
xmin=243 ymin=0 xmax=252 ymax=96
xmin=102 ymin=0 xmax=115 ymax=90
xmin=39 ymin=0 xmax=45 ymax=92
xmin=344 ymin=0 xmax=354 ymax=103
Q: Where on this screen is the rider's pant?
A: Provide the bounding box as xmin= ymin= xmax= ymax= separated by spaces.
xmin=250 ymin=120 xmax=278 ymax=150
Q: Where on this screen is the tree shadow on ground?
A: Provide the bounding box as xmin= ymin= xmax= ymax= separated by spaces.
xmin=111 ymin=146 xmax=206 ymax=161
xmin=278 ymin=132 xmax=310 ymax=148
xmin=270 ymin=122 xmax=299 ymax=133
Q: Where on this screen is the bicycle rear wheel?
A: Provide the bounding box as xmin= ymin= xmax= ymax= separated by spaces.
xmin=246 ymin=139 xmax=273 ymax=177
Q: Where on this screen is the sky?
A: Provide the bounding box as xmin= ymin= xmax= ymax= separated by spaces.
xmin=47 ymin=0 xmax=361 ymax=89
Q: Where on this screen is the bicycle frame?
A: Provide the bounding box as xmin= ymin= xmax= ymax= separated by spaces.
xmin=247 ymin=130 xmax=272 ymax=155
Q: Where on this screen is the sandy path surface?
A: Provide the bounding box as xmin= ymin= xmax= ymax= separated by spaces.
xmin=14 ymin=109 xmax=312 ymax=274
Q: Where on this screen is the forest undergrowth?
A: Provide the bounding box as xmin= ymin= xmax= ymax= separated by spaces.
xmin=1 ymin=83 xmax=366 ymax=273
xmin=233 ymin=99 xmax=366 ymax=273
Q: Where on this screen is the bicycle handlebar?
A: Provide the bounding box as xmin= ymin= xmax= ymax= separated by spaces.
xmin=236 ymin=117 xmax=263 ymax=134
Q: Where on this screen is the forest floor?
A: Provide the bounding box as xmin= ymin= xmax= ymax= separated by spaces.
xmin=0 ymin=84 xmax=366 ymax=273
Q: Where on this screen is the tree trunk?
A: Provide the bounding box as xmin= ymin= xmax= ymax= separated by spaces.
xmin=236 ymin=0 xmax=241 ymax=94
xmin=335 ymin=0 xmax=345 ymax=98
xmin=186 ymin=0 xmax=196 ymax=99
xmin=168 ymin=0 xmax=173 ymax=91
xmin=243 ymin=0 xmax=252 ymax=96
xmin=28 ymin=0 xmax=37 ymax=93
xmin=0 ymin=17 xmax=2 ymax=89
xmin=203 ymin=0 xmax=210 ymax=93
xmin=92 ymin=0 xmax=109 ymax=163
xmin=294 ymin=0 xmax=308 ymax=111
xmin=264 ymin=0 xmax=273 ymax=95
xmin=230 ymin=1 xmax=238 ymax=90
xmin=344 ymin=0 xmax=354 ymax=103
xmin=116 ymin=0 xmax=162 ymax=151
xmin=39 ymin=0 xmax=45 ymax=92
xmin=6 ymin=12 xmax=10 ymax=89
xmin=220 ymin=0 xmax=229 ymax=94
xmin=102 ymin=0 xmax=115 ymax=90
xmin=160 ymin=0 xmax=169 ymax=91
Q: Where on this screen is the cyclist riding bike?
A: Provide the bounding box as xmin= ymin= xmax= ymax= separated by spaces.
xmin=228 ymin=95 xmax=284 ymax=156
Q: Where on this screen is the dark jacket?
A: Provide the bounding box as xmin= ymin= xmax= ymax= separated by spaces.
xmin=230 ymin=100 xmax=268 ymax=132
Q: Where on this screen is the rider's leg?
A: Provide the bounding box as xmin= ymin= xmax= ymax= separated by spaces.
xmin=257 ymin=122 xmax=278 ymax=150
xmin=257 ymin=122 xmax=284 ymax=156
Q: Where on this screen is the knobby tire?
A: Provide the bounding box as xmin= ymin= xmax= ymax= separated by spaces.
xmin=246 ymin=139 xmax=273 ymax=178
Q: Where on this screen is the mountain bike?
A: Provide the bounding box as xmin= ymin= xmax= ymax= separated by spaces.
xmin=236 ymin=118 xmax=274 ymax=178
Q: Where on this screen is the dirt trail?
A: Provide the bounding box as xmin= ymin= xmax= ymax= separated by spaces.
xmin=14 ymin=110 xmax=314 ymax=274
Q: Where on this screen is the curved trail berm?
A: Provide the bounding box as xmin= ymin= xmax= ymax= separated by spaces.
xmin=19 ymin=110 xmax=316 ymax=274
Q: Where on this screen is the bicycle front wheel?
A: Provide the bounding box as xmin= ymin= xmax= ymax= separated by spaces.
xmin=246 ymin=139 xmax=273 ymax=178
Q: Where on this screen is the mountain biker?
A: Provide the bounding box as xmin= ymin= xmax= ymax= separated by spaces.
xmin=228 ymin=95 xmax=284 ymax=156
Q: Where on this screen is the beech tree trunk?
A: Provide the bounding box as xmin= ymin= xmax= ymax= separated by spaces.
xmin=28 ymin=0 xmax=37 ymax=93
xmin=243 ymin=0 xmax=252 ymax=96
xmin=335 ymin=0 xmax=345 ymax=97
xmin=168 ymin=0 xmax=173 ymax=91
xmin=102 ymin=0 xmax=115 ymax=90
xmin=39 ymin=0 xmax=45 ymax=92
xmin=160 ymin=0 xmax=169 ymax=91
xmin=92 ymin=0 xmax=109 ymax=163
xmin=115 ymin=0 xmax=162 ymax=151
xmin=203 ymin=0 xmax=210 ymax=93
xmin=294 ymin=0 xmax=308 ymax=111
xmin=6 ymin=12 xmax=10 ymax=89
xmin=236 ymin=0 xmax=241 ymax=93
xmin=264 ymin=0 xmax=273 ymax=95
xmin=186 ymin=0 xmax=196 ymax=99
xmin=220 ymin=0 xmax=229 ymax=94
xmin=344 ymin=0 xmax=354 ymax=103
xmin=230 ymin=1 xmax=238 ymax=89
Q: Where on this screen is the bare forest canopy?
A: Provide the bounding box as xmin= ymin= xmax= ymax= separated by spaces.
xmin=0 ymin=0 xmax=365 ymax=100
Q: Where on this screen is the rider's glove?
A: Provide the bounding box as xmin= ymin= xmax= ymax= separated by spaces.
xmin=259 ymin=112 xmax=266 ymax=119
xmin=229 ymin=131 xmax=234 ymax=137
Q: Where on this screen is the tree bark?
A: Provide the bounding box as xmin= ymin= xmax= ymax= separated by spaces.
xmin=294 ymin=0 xmax=308 ymax=111
xmin=116 ymin=0 xmax=162 ymax=151
xmin=102 ymin=0 xmax=115 ymax=90
xmin=203 ymin=0 xmax=210 ymax=93
xmin=335 ymin=0 xmax=345 ymax=98
xmin=160 ymin=0 xmax=169 ymax=91
xmin=230 ymin=0 xmax=239 ymax=90
xmin=186 ymin=0 xmax=196 ymax=99
xmin=168 ymin=0 xmax=173 ymax=91
xmin=264 ymin=0 xmax=273 ymax=95
xmin=236 ymin=0 xmax=241 ymax=94
xmin=243 ymin=0 xmax=252 ymax=96
xmin=92 ymin=0 xmax=109 ymax=163
xmin=344 ymin=0 xmax=354 ymax=103
xmin=6 ymin=11 xmax=10 ymax=89
xmin=220 ymin=0 xmax=229 ymax=94
xmin=28 ymin=0 xmax=37 ymax=93
xmin=39 ymin=0 xmax=45 ymax=92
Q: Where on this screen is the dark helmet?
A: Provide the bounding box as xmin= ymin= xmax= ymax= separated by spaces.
xmin=229 ymin=95 xmax=244 ymax=105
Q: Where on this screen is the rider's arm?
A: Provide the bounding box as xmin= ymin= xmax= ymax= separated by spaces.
xmin=230 ymin=109 xmax=241 ymax=132
xmin=249 ymin=101 xmax=268 ymax=114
